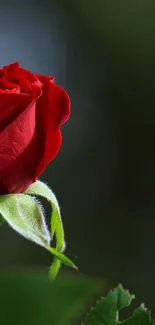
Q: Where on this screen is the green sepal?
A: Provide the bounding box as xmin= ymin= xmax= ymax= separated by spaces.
xmin=25 ymin=180 xmax=65 ymax=251
xmin=0 ymin=193 xmax=51 ymax=248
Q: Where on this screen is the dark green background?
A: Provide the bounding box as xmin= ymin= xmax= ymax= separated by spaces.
xmin=0 ymin=0 xmax=155 ymax=314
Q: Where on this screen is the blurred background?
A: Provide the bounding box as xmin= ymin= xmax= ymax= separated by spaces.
xmin=0 ymin=0 xmax=155 ymax=318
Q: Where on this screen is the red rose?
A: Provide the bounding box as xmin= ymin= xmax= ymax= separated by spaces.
xmin=0 ymin=62 xmax=70 ymax=194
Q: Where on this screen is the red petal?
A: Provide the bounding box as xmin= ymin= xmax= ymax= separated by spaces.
xmin=0 ymin=93 xmax=31 ymax=132
xmin=3 ymin=62 xmax=37 ymax=84
xmin=33 ymin=75 xmax=70 ymax=179
xmin=0 ymin=71 xmax=70 ymax=193
xmin=0 ymin=100 xmax=39 ymax=193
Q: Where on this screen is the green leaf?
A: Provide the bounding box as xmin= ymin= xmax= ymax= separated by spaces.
xmin=0 ymin=272 xmax=106 ymax=325
xmin=51 ymin=203 xmax=64 ymax=251
xmin=121 ymin=304 xmax=153 ymax=325
xmin=0 ymin=194 xmax=51 ymax=248
xmin=25 ymin=180 xmax=65 ymax=252
xmin=49 ymin=258 xmax=61 ymax=280
xmin=48 ymin=246 xmax=78 ymax=270
xmin=25 ymin=181 xmax=69 ymax=278
xmin=0 ymin=214 xmax=4 ymax=225
xmin=83 ymin=284 xmax=133 ymax=325
xmin=83 ymin=284 xmax=154 ymax=325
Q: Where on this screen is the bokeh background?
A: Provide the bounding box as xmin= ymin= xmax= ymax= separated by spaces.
xmin=0 ymin=0 xmax=155 ymax=317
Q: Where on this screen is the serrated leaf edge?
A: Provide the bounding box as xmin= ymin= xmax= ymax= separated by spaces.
xmin=81 ymin=285 xmax=135 ymax=325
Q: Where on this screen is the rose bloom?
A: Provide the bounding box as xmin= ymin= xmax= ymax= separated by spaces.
xmin=0 ymin=62 xmax=70 ymax=194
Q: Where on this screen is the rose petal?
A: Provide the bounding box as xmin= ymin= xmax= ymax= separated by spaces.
xmin=2 ymin=62 xmax=20 ymax=78
xmin=3 ymin=62 xmax=37 ymax=84
xmin=36 ymin=75 xmax=70 ymax=126
xmin=0 ymin=77 xmax=20 ymax=93
xmin=0 ymin=100 xmax=39 ymax=194
xmin=0 ymin=93 xmax=32 ymax=132
xmin=12 ymin=75 xmax=32 ymax=94
xmin=0 ymin=79 xmax=42 ymax=132
xmin=33 ymin=75 xmax=70 ymax=179
xmin=0 ymin=65 xmax=70 ymax=193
